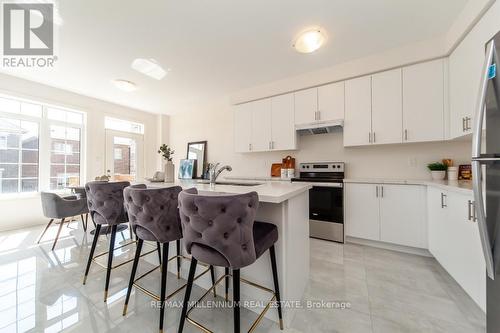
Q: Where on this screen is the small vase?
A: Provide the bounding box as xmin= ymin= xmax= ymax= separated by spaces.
xmin=164 ymin=161 xmax=175 ymax=183
xmin=431 ymin=170 xmax=446 ymax=180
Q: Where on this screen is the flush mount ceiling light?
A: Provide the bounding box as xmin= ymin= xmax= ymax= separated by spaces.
xmin=293 ymin=28 xmax=327 ymax=54
xmin=113 ymin=79 xmax=137 ymax=92
xmin=131 ymin=58 xmax=168 ymax=80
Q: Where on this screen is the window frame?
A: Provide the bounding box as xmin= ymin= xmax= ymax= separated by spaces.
xmin=0 ymin=93 xmax=86 ymax=197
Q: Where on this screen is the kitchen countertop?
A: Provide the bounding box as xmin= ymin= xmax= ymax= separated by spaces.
xmin=225 ymin=176 xmax=291 ymax=182
xmin=143 ymin=179 xmax=311 ymax=204
xmin=343 ymin=178 xmax=473 ymax=195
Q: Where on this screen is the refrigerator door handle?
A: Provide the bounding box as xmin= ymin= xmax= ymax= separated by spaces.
xmin=472 ymin=161 xmax=495 ymax=279
xmin=471 ymin=39 xmax=497 ymax=280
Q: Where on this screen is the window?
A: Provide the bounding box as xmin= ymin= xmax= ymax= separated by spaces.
xmin=0 ymin=95 xmax=85 ymax=195
xmin=105 ymin=116 xmax=144 ymax=134
xmin=0 ymin=118 xmax=39 ymax=193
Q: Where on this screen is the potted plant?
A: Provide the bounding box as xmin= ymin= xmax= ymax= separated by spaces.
xmin=158 ymin=144 xmax=175 ymax=182
xmin=427 ymin=162 xmax=447 ymax=180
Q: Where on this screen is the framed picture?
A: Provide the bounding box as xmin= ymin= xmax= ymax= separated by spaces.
xmin=178 ymin=159 xmax=195 ymax=179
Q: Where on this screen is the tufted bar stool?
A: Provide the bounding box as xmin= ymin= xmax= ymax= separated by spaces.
xmin=122 ymin=185 xmax=216 ymax=333
xmin=178 ymin=188 xmax=284 ymax=333
xmin=83 ymin=181 xmax=159 ymax=302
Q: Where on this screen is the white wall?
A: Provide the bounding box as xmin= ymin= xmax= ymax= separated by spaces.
xmin=169 ymin=98 xmax=471 ymax=180
xmin=0 ymin=73 xmax=163 ymax=231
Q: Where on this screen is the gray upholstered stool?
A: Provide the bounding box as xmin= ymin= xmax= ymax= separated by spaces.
xmin=178 ymin=188 xmax=283 ymax=333
xmin=122 ymin=186 xmax=216 ymax=333
xmin=82 ymin=181 xmax=159 ymax=302
xmin=38 ymin=192 xmax=89 ymax=250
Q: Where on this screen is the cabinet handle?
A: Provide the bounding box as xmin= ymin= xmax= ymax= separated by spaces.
xmin=373 ymin=132 xmax=376 ymax=143
xmin=317 ymin=110 xmax=321 ymax=121
xmin=381 ymin=186 xmax=384 ymax=198
xmin=249 ymin=143 xmax=252 ymax=151
xmin=441 ymin=193 xmax=447 ymax=208
xmin=376 ymin=186 xmax=379 ymax=198
xmin=468 ymin=200 xmax=473 ymax=220
xmin=271 ymin=141 xmax=274 ymax=149
xmin=369 ymin=132 xmax=372 ymax=143
xmin=466 ymin=117 xmax=472 ymax=131
xmin=462 ymin=117 xmax=466 ymax=132
xmin=468 ymin=200 xmax=477 ymax=222
xmin=404 ymin=129 xmax=408 ymax=141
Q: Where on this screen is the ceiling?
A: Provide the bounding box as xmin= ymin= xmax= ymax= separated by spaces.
xmin=1 ymin=0 xmax=469 ymax=114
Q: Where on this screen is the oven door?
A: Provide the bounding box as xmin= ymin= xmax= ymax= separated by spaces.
xmin=309 ymin=186 xmax=344 ymax=242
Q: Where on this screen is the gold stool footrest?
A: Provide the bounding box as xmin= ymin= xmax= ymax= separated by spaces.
xmin=186 ymin=274 xmax=279 ymax=333
xmin=128 ymin=255 xmax=211 ymax=302
xmin=91 ymin=240 xmax=157 ymax=270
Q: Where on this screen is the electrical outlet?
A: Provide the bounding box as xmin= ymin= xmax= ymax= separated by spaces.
xmin=408 ymin=157 xmax=418 ymax=167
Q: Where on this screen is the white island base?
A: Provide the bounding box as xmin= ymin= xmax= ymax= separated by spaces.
xmin=146 ymin=181 xmax=311 ymax=328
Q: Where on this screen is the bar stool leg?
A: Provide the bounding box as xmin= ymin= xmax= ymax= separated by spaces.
xmin=176 ymin=239 xmax=181 ymax=279
xmin=80 ymin=215 xmax=87 ymax=232
xmin=123 ymin=239 xmax=143 ymax=315
xmin=51 ymin=218 xmax=66 ymax=251
xmin=104 ymin=225 xmax=118 ymax=302
xmin=269 ymin=245 xmax=284 ymax=329
xmin=156 ymin=242 xmax=162 ymax=265
xmin=83 ymin=224 xmax=101 ymax=284
xmin=225 ymin=267 xmax=229 ymax=301
xmin=233 ymin=269 xmax=240 ymax=333
xmin=159 ymin=242 xmax=169 ymax=333
xmin=210 ymin=265 xmax=216 ymax=297
xmin=178 ymin=258 xmax=198 ymax=333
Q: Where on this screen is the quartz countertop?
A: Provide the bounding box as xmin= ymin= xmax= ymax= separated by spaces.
xmin=143 ymin=179 xmax=311 ymax=204
xmin=343 ymin=178 xmax=473 ymax=195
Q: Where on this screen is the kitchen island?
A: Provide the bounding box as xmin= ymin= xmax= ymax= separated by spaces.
xmin=143 ymin=179 xmax=312 ymax=327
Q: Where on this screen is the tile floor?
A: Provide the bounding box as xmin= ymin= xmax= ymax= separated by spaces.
xmin=0 ymin=221 xmax=486 ymax=333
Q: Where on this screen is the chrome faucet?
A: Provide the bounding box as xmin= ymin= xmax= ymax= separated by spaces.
xmin=209 ymin=163 xmax=232 ymax=184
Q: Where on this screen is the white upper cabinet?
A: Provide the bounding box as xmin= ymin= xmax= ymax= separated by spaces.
xmin=402 ymin=59 xmax=445 ymax=143
xmin=449 ymin=28 xmax=485 ymax=138
xmin=233 ymin=94 xmax=296 ymax=153
xmin=271 ymin=94 xmax=296 ymax=150
xmin=294 ymin=88 xmax=318 ymax=125
xmin=344 ymin=76 xmax=372 ymax=146
xmin=371 ymin=69 xmax=403 ymax=144
xmin=317 ymin=82 xmax=345 ymax=122
xmin=250 ymin=98 xmax=272 ymax=152
xmin=234 ymin=103 xmax=252 ymax=152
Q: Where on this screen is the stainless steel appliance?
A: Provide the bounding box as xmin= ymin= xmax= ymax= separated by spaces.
xmin=291 ymin=162 xmax=344 ymax=243
xmin=472 ymin=31 xmax=500 ymax=332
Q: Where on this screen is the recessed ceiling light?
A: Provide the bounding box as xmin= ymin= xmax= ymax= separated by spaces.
xmin=131 ymin=58 xmax=168 ymax=80
xmin=113 ymin=79 xmax=137 ymax=92
xmin=293 ymin=28 xmax=327 ymax=54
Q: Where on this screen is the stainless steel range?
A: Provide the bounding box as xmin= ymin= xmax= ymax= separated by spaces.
xmin=291 ymin=162 xmax=344 ymax=243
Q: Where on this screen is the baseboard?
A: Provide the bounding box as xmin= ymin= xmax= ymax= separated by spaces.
xmin=346 ymin=236 xmax=432 ymax=257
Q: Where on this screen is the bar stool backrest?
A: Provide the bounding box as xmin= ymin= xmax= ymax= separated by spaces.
xmin=178 ymin=188 xmax=259 ymax=269
xmin=124 ymin=186 xmax=183 ymax=243
xmin=85 ymin=181 xmax=131 ymax=225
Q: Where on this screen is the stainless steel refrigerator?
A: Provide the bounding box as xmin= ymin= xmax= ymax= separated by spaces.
xmin=472 ymin=31 xmax=500 ymax=333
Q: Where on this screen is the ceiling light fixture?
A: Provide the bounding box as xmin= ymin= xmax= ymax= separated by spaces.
xmin=131 ymin=58 xmax=168 ymax=80
xmin=293 ymin=27 xmax=327 ymax=54
xmin=113 ymin=79 xmax=137 ymax=92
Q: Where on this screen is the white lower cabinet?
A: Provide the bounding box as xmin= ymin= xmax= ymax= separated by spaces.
xmin=345 ymin=183 xmax=427 ymax=248
xmin=427 ymin=187 xmax=486 ymax=311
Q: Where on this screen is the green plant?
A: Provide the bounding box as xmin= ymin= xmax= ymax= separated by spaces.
xmin=427 ymin=162 xmax=447 ymax=171
xmin=158 ymin=144 xmax=174 ymax=162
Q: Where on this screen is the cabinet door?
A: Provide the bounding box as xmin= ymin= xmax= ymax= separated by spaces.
xmin=402 ymin=59 xmax=444 ymax=143
xmin=427 ymin=187 xmax=447 ymax=258
xmin=271 ymin=94 xmax=296 ymax=150
xmin=318 ymin=82 xmax=344 ymax=122
xmin=449 ymin=32 xmax=485 ymax=138
xmin=379 ymin=185 xmax=426 ymax=248
xmin=344 ymin=76 xmax=372 ymax=146
xmin=345 ymin=183 xmax=380 ymax=241
xmin=251 ymin=98 xmax=272 ymax=152
xmin=447 ymin=192 xmax=486 ymax=310
xmin=371 ymin=69 xmax=403 ymax=144
xmin=294 ymin=88 xmax=317 ymax=126
xmin=234 ymin=103 xmax=252 ymax=152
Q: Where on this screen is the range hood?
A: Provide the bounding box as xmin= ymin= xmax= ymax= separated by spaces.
xmin=295 ymin=119 xmax=344 ymax=135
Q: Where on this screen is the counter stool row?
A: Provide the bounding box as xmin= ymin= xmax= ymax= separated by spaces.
xmin=44 ymin=180 xmax=283 ymax=333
